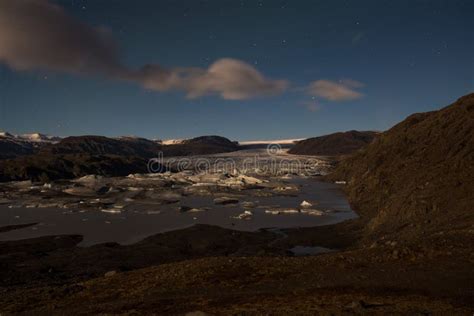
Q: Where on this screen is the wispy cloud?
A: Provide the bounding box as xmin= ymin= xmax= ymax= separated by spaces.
xmin=136 ymin=58 xmax=288 ymax=100
xmin=306 ymin=79 xmax=365 ymax=101
xmin=0 ymin=0 xmax=287 ymax=100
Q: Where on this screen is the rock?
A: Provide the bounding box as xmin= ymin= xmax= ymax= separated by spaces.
xmin=392 ymin=250 xmax=400 ymax=259
xmin=104 ymin=270 xmax=117 ymax=277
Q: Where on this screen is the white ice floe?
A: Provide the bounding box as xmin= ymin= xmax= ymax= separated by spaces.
xmin=300 ymin=209 xmax=324 ymax=216
xmin=101 ymin=208 xmax=122 ymax=214
xmin=335 ymin=181 xmax=347 ymax=185
xmin=265 ymin=208 xmax=300 ymax=215
xmin=300 ymin=200 xmax=312 ymax=208
xmin=233 ymin=210 xmax=253 ymax=220
xmin=188 ymin=208 xmax=207 ymax=213
xmin=73 ymin=175 xmax=103 ymax=183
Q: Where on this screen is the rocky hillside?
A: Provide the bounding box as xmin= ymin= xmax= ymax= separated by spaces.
xmin=39 ymin=136 xmax=162 ymax=158
xmin=289 ymin=130 xmax=379 ymax=156
xmin=328 ymin=94 xmax=474 ymax=244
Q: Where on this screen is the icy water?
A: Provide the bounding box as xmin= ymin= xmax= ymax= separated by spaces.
xmin=0 ymin=178 xmax=356 ymax=246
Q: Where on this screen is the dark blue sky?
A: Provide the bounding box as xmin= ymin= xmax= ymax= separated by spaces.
xmin=0 ymin=0 xmax=472 ymax=140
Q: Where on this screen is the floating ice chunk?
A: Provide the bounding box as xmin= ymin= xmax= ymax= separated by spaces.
xmin=300 ymin=200 xmax=312 ymax=208
xmin=241 ymin=201 xmax=256 ymax=208
xmin=74 ymin=175 xmax=103 ymax=183
xmin=236 ymin=175 xmax=263 ymax=185
xmin=335 ymin=181 xmax=347 ymax=185
xmin=188 ymin=208 xmax=206 ymax=213
xmin=300 ymin=209 xmax=324 ymax=216
xmin=265 ymin=208 xmax=300 ymax=215
xmin=233 ymin=210 xmax=253 ymax=220
xmin=265 ymin=210 xmax=281 ymax=215
xmin=101 ymin=208 xmax=122 ymax=214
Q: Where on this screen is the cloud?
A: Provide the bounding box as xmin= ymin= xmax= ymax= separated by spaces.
xmin=138 ymin=59 xmax=288 ymax=100
xmin=0 ymin=0 xmax=122 ymax=75
xmin=0 ymin=0 xmax=287 ymax=100
xmin=307 ymin=79 xmax=364 ymax=101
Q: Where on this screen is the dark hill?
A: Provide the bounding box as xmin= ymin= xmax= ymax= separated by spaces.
xmin=39 ymin=136 xmax=162 ymax=158
xmin=0 ymin=138 xmax=35 ymax=159
xmin=289 ymin=130 xmax=379 ymax=156
xmin=0 ymin=154 xmax=149 ymax=182
xmin=0 ymin=135 xmax=239 ymax=182
xmin=162 ymin=135 xmax=239 ymax=157
xmin=328 ymin=94 xmax=474 ymax=245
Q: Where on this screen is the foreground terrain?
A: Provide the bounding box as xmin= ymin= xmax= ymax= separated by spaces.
xmin=0 ymin=95 xmax=473 ymax=314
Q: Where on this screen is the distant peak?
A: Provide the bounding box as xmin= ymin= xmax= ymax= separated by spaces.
xmin=0 ymin=131 xmax=14 ymax=138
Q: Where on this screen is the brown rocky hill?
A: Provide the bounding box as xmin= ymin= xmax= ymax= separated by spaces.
xmin=289 ymin=130 xmax=379 ymax=156
xmin=328 ymin=93 xmax=474 ymax=245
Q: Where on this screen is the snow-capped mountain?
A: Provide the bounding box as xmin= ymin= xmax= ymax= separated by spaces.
xmin=19 ymin=133 xmax=62 ymax=143
xmin=157 ymin=139 xmax=186 ymax=145
xmin=0 ymin=131 xmax=62 ymax=159
xmin=0 ymin=131 xmax=62 ymax=143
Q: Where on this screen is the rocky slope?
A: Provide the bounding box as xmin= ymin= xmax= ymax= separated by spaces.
xmin=289 ymin=130 xmax=379 ymax=156
xmin=328 ymin=93 xmax=474 ymax=245
xmin=39 ymin=136 xmax=162 ymax=157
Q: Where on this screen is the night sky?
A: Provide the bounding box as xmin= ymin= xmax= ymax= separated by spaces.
xmin=0 ymin=0 xmax=473 ymax=141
